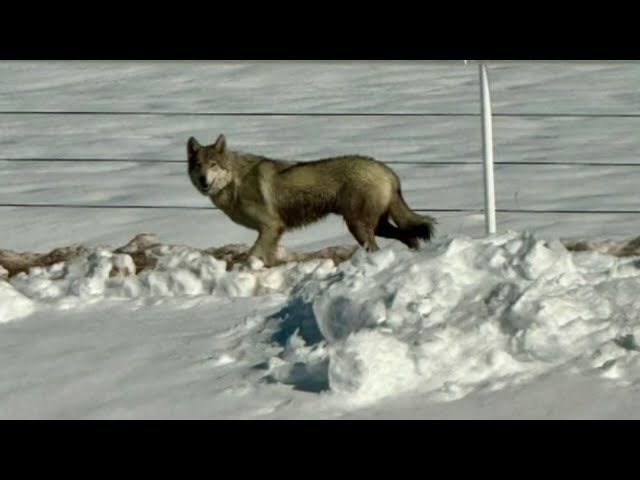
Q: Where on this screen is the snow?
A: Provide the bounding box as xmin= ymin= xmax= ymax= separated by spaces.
xmin=0 ymin=281 xmax=34 ymax=324
xmin=2 ymin=231 xmax=639 ymax=417
xmin=1 ymin=61 xmax=640 ymax=419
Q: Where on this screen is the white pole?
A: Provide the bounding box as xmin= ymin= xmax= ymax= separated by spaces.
xmin=479 ymin=63 xmax=496 ymax=235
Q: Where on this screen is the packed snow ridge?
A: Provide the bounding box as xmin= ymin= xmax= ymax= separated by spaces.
xmin=2 ymin=231 xmax=640 ymax=404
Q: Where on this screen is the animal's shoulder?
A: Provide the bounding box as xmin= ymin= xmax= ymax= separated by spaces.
xmin=256 ymin=157 xmax=303 ymax=174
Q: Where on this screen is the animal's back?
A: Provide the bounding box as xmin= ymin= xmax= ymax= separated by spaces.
xmin=276 ymin=155 xmax=396 ymax=188
xmin=270 ymin=155 xmax=398 ymax=228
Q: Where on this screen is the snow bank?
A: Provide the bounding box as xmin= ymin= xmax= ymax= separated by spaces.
xmin=7 ymin=244 xmax=337 ymax=304
xmin=4 ymin=230 xmax=640 ymax=406
xmin=0 ymin=280 xmax=35 ymax=324
xmin=2 ymin=238 xmax=339 ymax=322
xmin=265 ymin=231 xmax=640 ymax=404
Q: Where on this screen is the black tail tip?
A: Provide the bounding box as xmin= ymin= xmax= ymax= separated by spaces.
xmin=413 ymin=218 xmax=436 ymax=242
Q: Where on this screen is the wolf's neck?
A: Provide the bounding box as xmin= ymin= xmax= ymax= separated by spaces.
xmin=227 ymin=150 xmax=271 ymax=176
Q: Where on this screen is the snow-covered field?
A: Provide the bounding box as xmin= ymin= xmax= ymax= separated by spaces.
xmin=1 ymin=61 xmax=640 ymax=419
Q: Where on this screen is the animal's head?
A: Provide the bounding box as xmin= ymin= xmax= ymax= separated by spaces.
xmin=186 ymin=134 xmax=233 ymax=196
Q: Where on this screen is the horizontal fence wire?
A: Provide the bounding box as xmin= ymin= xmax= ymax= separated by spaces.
xmin=2 ymin=111 xmax=640 ymax=118
xmin=2 ymin=159 xmax=640 ymax=167
xmin=1 ymin=204 xmax=639 ymax=215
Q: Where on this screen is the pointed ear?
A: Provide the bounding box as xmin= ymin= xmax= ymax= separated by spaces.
xmin=187 ymin=137 xmax=201 ymax=157
xmin=213 ymin=134 xmax=227 ymax=153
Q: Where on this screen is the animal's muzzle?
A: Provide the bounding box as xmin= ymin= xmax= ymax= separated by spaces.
xmin=198 ymin=175 xmax=208 ymax=190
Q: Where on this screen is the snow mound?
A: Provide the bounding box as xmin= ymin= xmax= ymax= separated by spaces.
xmin=3 ymin=230 xmax=640 ymax=405
xmin=264 ymin=231 xmax=640 ymax=404
xmin=0 ymin=281 xmax=35 ymax=324
xmin=7 ymin=243 xmax=339 ymax=304
xmin=1 ymin=233 xmax=358 ymax=308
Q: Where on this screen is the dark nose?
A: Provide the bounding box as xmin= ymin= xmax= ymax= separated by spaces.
xmin=198 ymin=175 xmax=208 ymax=189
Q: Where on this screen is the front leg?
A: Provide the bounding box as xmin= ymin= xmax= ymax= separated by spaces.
xmin=248 ymin=224 xmax=286 ymax=267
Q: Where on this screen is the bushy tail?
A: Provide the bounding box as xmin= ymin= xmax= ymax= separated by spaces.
xmin=388 ymin=188 xmax=436 ymax=241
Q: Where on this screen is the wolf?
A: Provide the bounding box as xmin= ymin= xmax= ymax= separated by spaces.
xmin=187 ymin=134 xmax=436 ymax=267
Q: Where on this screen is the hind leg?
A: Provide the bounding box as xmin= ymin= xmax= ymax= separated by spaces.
xmin=375 ymin=217 xmax=419 ymax=249
xmin=345 ymin=218 xmax=379 ymax=252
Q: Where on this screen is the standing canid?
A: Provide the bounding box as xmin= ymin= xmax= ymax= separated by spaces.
xmin=187 ymin=134 xmax=436 ymax=267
